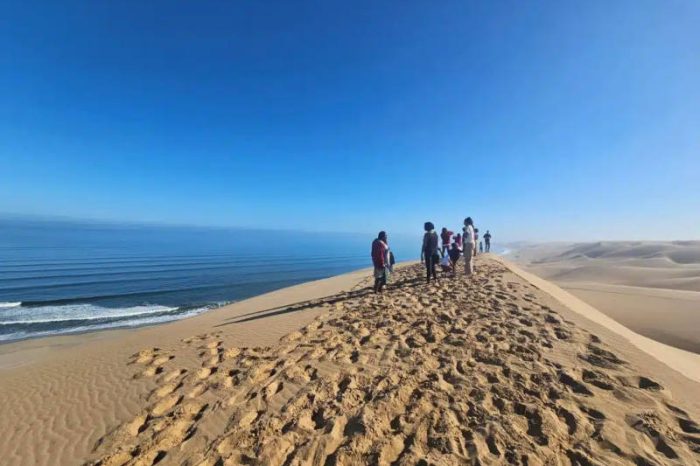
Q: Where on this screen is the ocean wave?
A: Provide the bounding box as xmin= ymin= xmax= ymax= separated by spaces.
xmin=0 ymin=302 xmax=21 ymax=308
xmin=0 ymin=306 xmax=208 ymax=342
xmin=0 ymin=303 xmax=179 ymax=325
xmin=11 ymin=275 xmax=316 ymax=308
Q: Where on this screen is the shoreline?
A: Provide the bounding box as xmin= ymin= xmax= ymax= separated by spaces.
xmin=0 ymin=264 xmax=384 ymax=350
xmin=2 ymin=257 xmax=699 ymax=465
xmin=0 ymin=264 xmax=379 ymax=369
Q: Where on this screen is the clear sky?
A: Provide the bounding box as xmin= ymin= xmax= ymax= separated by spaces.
xmin=1 ymin=1 xmax=699 ymax=241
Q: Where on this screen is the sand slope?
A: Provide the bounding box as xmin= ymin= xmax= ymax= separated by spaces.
xmin=514 ymin=241 xmax=700 ymax=353
xmin=0 ymin=267 xmax=373 ymax=466
xmin=84 ymin=259 xmax=700 ymax=466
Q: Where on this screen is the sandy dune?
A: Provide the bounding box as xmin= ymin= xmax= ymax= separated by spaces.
xmin=88 ymin=260 xmax=700 ymax=465
xmin=0 ymin=267 xmax=373 ymax=466
xmin=513 ymin=242 xmax=700 ymax=353
xmin=2 ymin=257 xmax=700 ymax=465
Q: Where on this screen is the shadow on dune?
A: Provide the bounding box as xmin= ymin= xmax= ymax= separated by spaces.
xmin=215 ymin=274 xmax=425 ymax=326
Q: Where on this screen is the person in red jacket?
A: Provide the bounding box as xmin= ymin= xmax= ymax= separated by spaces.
xmin=440 ymin=227 xmax=453 ymax=257
xmin=371 ymin=231 xmax=389 ymax=292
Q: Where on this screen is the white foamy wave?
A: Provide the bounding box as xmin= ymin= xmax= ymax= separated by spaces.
xmin=0 ymin=303 xmax=178 ymax=325
xmin=0 ymin=302 xmax=22 ymax=308
xmin=0 ymin=306 xmax=208 ymax=342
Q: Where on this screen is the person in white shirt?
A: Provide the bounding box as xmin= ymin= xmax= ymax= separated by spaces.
xmin=463 ymin=217 xmax=475 ymax=275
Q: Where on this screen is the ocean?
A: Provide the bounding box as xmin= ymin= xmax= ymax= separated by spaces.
xmin=0 ymin=218 xmax=419 ymax=343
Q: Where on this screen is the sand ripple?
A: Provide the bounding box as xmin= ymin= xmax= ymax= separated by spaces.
xmin=88 ymin=261 xmax=700 ymax=466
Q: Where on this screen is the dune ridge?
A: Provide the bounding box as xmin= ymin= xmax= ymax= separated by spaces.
xmin=2 ymin=257 xmax=699 ymax=465
xmin=87 ymin=259 xmax=699 ymax=465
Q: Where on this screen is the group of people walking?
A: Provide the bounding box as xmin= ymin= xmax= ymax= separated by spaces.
xmin=371 ymin=220 xmax=492 ymax=292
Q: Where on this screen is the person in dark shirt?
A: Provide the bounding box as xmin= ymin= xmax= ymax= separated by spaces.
xmin=421 ymin=222 xmax=439 ymax=284
xmin=484 ymin=230 xmax=492 ymax=252
xmin=448 ymin=242 xmax=462 ymax=274
xmin=371 ymin=231 xmax=389 ymax=292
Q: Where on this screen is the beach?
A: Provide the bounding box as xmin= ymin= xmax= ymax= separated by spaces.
xmin=1 ymin=256 xmax=699 ymax=465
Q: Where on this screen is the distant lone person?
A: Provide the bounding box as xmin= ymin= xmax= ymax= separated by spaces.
xmin=371 ymin=231 xmax=389 ymax=293
xmin=463 ymin=217 xmax=475 ymax=275
xmin=421 ymin=222 xmax=439 ymax=284
xmin=440 ymin=227 xmax=453 ymax=257
xmin=484 ymin=230 xmax=492 ymax=252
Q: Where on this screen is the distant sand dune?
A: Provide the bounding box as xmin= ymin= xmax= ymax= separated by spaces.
xmin=514 ymin=241 xmax=700 ymax=353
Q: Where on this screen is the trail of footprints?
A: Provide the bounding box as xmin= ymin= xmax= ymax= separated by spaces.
xmin=90 ymin=262 xmax=700 ymax=466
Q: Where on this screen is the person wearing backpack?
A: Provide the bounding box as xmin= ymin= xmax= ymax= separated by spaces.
xmin=371 ymin=231 xmax=390 ymax=293
xmin=421 ymin=222 xmax=440 ymax=284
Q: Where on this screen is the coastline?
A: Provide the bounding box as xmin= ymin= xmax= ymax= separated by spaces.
xmin=2 ymin=257 xmax=699 ymax=465
xmin=0 ymin=264 xmax=377 ymax=465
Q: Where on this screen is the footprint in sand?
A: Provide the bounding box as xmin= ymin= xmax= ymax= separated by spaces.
xmin=187 ymin=384 xmax=208 ymax=399
xmin=153 ymin=381 xmax=181 ymax=399
xmin=154 ymin=420 xmax=194 ymax=450
xmin=160 ymin=368 xmax=187 ymax=383
xmin=126 ymin=414 xmax=149 ymax=436
xmin=136 ymin=365 xmax=163 ymax=379
xmin=151 ymin=355 xmax=173 ymax=366
xmin=237 ymin=410 xmax=260 ymax=428
xmin=131 ymin=347 xmax=161 ymax=365
xmin=200 ymin=354 xmax=221 ymax=368
xmin=197 ymin=366 xmax=218 ymax=380
xmin=151 ymin=393 xmax=183 ymax=417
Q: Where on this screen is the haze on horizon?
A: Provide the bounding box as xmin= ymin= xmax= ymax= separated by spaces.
xmin=2 ymin=1 xmax=699 ymax=242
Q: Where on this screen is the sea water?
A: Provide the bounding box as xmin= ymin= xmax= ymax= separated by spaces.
xmin=0 ymin=218 xmax=419 ymax=342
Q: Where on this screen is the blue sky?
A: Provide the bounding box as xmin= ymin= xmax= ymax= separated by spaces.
xmin=1 ymin=1 xmax=698 ymax=241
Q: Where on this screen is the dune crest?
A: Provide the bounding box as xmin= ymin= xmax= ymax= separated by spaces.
xmin=87 ymin=260 xmax=700 ymax=466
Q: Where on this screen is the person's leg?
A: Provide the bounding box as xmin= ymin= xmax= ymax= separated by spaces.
xmin=373 ymin=277 xmax=380 ymax=292
xmin=431 ymin=254 xmax=438 ymax=281
xmin=425 ymin=257 xmax=431 ymax=283
xmin=464 ymin=246 xmax=473 ymax=275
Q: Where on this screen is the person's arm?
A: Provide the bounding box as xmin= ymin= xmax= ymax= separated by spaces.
xmin=420 ymin=234 xmax=426 ymax=262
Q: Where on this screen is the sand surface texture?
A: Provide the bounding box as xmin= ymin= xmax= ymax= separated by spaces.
xmin=513 ymin=241 xmax=700 ymax=353
xmin=84 ymin=259 xmax=700 ymax=466
xmin=0 ymin=268 xmax=372 ymax=466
